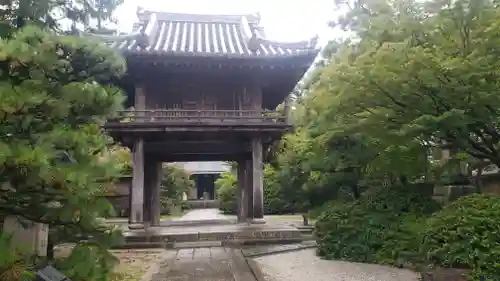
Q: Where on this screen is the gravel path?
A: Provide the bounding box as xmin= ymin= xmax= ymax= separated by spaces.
xmin=252 ymin=249 xmax=420 ymax=281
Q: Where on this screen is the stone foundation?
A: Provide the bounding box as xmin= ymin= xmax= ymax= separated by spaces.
xmin=119 ymin=225 xmax=303 ymax=249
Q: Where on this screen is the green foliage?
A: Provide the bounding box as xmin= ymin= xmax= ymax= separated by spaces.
xmin=308 ymin=200 xmax=337 ymax=219
xmin=104 ymin=146 xmax=132 ymax=177
xmin=263 ymin=166 xmax=292 ymax=214
xmin=315 ymin=185 xmax=440 ymax=265
xmin=56 ymin=242 xmax=120 ymax=281
xmin=0 ymin=24 xmax=125 ymax=232
xmin=321 ymin=0 xmax=500 ymax=167
xmin=215 ymin=171 xmax=237 ymax=214
xmin=0 ymin=0 xmax=124 ymax=36
xmin=422 ymin=194 xmax=500 ymax=279
xmin=161 ymin=165 xmax=193 ymax=214
xmin=0 ymin=25 xmax=125 ymax=281
xmin=216 ymin=166 xmax=298 ymax=215
xmin=0 ymin=232 xmax=34 ymax=281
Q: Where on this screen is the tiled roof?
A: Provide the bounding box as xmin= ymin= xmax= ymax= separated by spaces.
xmin=102 ymin=9 xmax=319 ymax=58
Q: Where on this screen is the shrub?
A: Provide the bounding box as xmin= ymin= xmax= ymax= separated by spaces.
xmin=315 ymin=184 xmax=440 ymax=265
xmin=421 ymin=194 xmax=500 ymax=280
xmin=216 ymin=172 xmax=237 ymax=214
xmin=0 ymin=232 xmax=34 ymax=281
xmin=160 ymin=165 xmax=194 ymax=215
xmin=263 ymin=166 xmax=291 ymax=214
xmin=216 ymin=167 xmax=297 ymax=215
xmin=308 ymin=200 xmax=338 ymax=219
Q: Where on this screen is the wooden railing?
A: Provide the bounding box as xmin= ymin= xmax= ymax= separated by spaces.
xmin=107 ymin=109 xmax=287 ymax=124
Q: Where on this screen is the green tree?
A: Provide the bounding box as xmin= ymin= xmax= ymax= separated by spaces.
xmin=0 ymin=25 xmax=125 ymax=281
xmin=0 ymin=0 xmax=123 ymax=35
xmin=327 ymin=0 xmax=500 ymax=168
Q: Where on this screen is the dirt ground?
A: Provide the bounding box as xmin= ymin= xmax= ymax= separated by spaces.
xmin=54 ymin=244 xmax=166 ymax=281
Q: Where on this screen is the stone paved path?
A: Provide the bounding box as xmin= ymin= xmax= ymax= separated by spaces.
xmin=175 ymin=208 xmax=230 ymax=221
xmin=252 ymin=248 xmax=420 ymax=281
xmin=152 ymin=247 xmax=256 ymax=281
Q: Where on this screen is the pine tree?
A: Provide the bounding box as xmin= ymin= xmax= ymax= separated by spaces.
xmin=0 ymin=24 xmax=126 ymax=280
xmin=0 ymin=1 xmax=126 ymax=280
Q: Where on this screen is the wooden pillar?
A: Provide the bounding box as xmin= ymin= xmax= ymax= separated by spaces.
xmin=143 ymin=158 xmax=154 ymax=227
xmin=143 ymin=175 xmax=151 ymax=226
xmin=237 ymin=161 xmax=246 ymax=223
xmin=129 ymin=139 xmax=145 ymax=229
xmin=245 ymin=159 xmax=253 ymax=221
xmin=150 ymin=162 xmax=163 ymax=226
xmin=251 ymin=137 xmax=265 ymax=224
xmin=135 ymin=85 xmax=146 ymax=120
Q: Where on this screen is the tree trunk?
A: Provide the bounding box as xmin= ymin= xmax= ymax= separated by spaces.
xmin=350 ymin=184 xmax=361 ymax=200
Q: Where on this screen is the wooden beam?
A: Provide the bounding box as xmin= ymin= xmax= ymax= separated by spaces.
xmin=147 ymin=153 xmax=248 ymax=162
xmin=144 ymin=141 xmax=250 ymax=154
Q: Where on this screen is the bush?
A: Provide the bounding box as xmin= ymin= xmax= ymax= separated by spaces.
xmin=0 ymin=232 xmax=34 ymax=281
xmin=263 ymin=166 xmax=292 ymax=214
xmin=216 ymin=172 xmax=237 ymax=214
xmin=216 ymin=167 xmax=297 ymax=215
xmin=161 ymin=165 xmax=194 ymax=215
xmin=315 ymin=184 xmax=440 ymax=265
xmin=421 ymin=194 xmax=500 ymax=280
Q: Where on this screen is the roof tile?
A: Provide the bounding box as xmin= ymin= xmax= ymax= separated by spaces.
xmin=106 ymin=11 xmax=319 ymax=58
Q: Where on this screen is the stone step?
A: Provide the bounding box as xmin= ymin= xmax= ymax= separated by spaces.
xmin=113 ymin=241 xmax=167 ymax=249
xmin=297 ymin=225 xmax=314 ymax=234
xmin=222 ymin=237 xmax=303 ymax=246
xmin=120 ymin=226 xmax=304 ymax=249
xmin=170 ymin=240 xmax=223 ymax=248
xmin=159 ymin=219 xmax=235 ymax=227
xmin=125 ymin=230 xmax=301 ymax=243
xmin=300 ymin=234 xmax=315 ymax=241
xmin=170 ymin=238 xmax=303 ymax=249
xmin=113 ymin=237 xmax=305 ymax=250
xmin=240 ymin=240 xmax=317 ymax=258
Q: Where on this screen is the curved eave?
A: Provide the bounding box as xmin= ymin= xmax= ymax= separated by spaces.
xmin=120 ymin=48 xmax=320 ymax=61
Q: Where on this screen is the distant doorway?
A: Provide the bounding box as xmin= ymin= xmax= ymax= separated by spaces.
xmin=192 ymin=174 xmax=220 ymax=200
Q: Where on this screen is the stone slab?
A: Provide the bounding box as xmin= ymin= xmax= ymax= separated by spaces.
xmin=122 ymin=223 xmax=302 ymax=246
xmin=241 ymin=240 xmax=317 ymax=258
xmin=173 ymin=241 xmax=223 ymax=249
xmin=151 ymin=247 xmax=250 ymax=281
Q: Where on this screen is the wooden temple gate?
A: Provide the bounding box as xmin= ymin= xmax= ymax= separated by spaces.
xmin=99 ymin=9 xmax=319 ymax=229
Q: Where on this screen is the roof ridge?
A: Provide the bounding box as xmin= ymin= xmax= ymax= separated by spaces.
xmin=136 ymin=7 xmax=261 ymax=24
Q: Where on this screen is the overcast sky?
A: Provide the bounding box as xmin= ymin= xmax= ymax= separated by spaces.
xmin=114 ymin=0 xmax=341 ymax=47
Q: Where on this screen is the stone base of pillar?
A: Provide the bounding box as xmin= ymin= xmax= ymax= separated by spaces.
xmin=128 ymin=223 xmax=144 ymax=230
xmin=250 ymin=218 xmax=266 ymax=224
